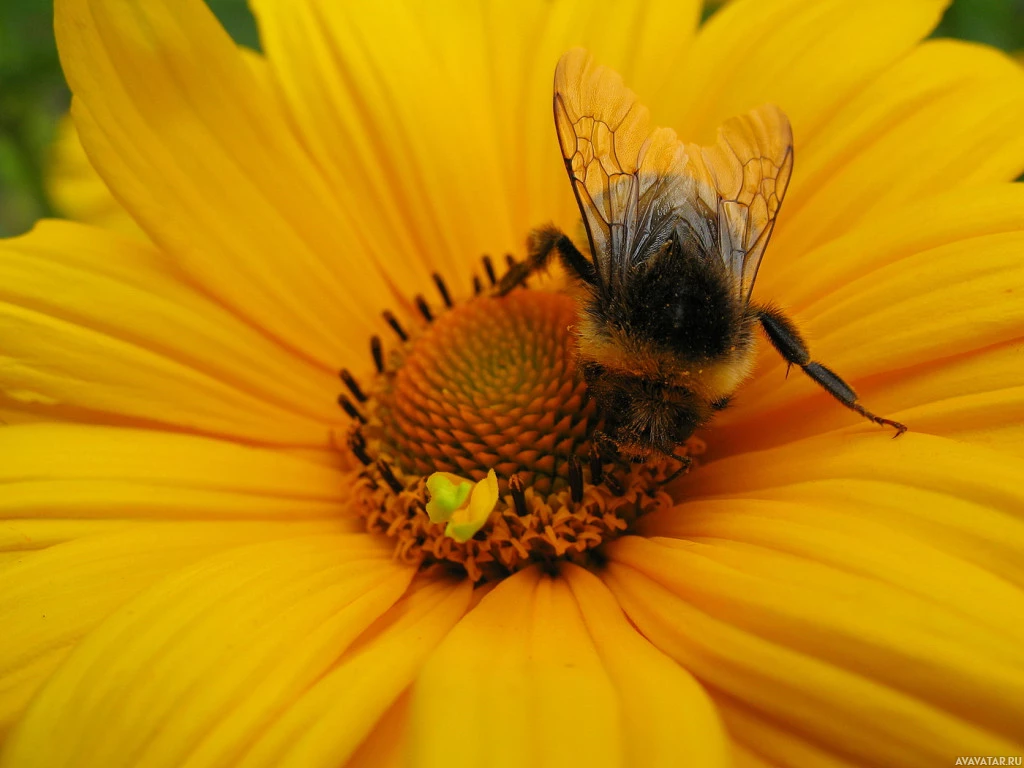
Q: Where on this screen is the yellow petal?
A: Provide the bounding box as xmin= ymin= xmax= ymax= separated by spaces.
xmin=0 ymin=423 xmax=357 ymax=521
xmin=409 ymin=565 xmax=727 ymax=767
xmin=773 ymin=40 xmax=1024 ymax=260
xmin=251 ymin=0 xmax=501 ymax=290
xmin=605 ymin=535 xmax=1024 ymax=766
xmin=410 ymin=567 xmax=618 ymax=768
xmin=0 ymin=519 xmax=130 ymax=568
xmin=46 ymin=113 xmax=140 ymax=235
xmin=797 ymin=234 xmax=1024 ymax=383
xmin=54 ymin=0 xmax=398 ymax=367
xmin=563 ymin=565 xmax=730 ymax=768
xmin=681 ymin=432 xmax=1024 ymax=590
xmin=344 ymin=690 xmax=411 ymax=768
xmin=46 ymin=46 xmax=277 ymax=236
xmin=757 ymin=183 xmax=1024 ymax=316
xmin=638 ymin=497 xmax=1024 ymax=649
xmin=0 ymin=221 xmax=351 ymax=445
xmin=769 ymin=225 xmax=1022 ymax=398
xmin=878 ymin=343 xmax=1024 ymax=457
xmin=670 ymin=0 xmax=948 ymax=143
xmin=0 ymin=519 xmax=348 ymax=738
xmin=1 ymin=535 xmax=414 ymax=768
xmin=238 ymin=576 xmax=472 ymax=768
xmin=249 ymin=0 xmax=702 ymax=285
xmin=717 ymin=698 xmax=877 ymax=768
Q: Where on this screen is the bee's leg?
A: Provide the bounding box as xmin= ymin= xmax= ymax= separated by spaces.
xmin=661 ymin=451 xmax=692 ymax=484
xmin=592 ymin=430 xmax=620 ymax=461
xmin=755 ymin=305 xmax=907 ymax=437
xmin=495 ymin=225 xmax=597 ymax=295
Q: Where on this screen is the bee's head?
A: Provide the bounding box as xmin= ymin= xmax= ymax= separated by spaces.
xmin=582 ymin=363 xmax=710 ymax=459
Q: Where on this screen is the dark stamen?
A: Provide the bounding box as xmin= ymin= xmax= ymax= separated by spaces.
xmin=370 ymin=335 xmax=384 ymax=373
xmin=482 ymin=255 xmax=497 ymax=286
xmin=377 ymin=459 xmax=405 ymax=494
xmin=382 ymin=310 xmax=408 ymax=342
xmin=588 ymin=445 xmax=604 ymax=485
xmin=504 ymin=253 xmax=526 ymax=287
xmin=472 ymin=276 xmax=483 ymax=295
xmin=568 ymin=455 xmax=584 ymax=503
xmin=605 ymin=473 xmax=624 ymax=496
xmin=509 ymin=474 xmax=528 ymax=516
xmin=348 ymin=429 xmax=372 ymax=465
xmin=540 ymin=558 xmax=560 ymax=577
xmin=432 ymin=272 xmax=453 ymax=308
xmin=339 ymin=368 xmax=367 ymax=403
xmin=414 ymin=295 xmax=433 ymax=323
xmin=337 ymin=394 xmax=367 ymax=424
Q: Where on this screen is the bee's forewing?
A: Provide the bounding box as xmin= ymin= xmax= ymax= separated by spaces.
xmin=553 ymin=48 xmax=690 ymax=291
xmin=685 ymin=105 xmax=794 ymax=302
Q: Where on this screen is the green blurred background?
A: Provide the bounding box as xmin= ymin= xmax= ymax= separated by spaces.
xmin=0 ymin=0 xmax=1021 ymax=237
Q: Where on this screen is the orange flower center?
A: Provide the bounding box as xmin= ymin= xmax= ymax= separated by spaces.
xmin=342 ymin=271 xmax=687 ymax=582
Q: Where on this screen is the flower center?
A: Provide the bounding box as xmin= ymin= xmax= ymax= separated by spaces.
xmin=342 ymin=268 xmax=686 ymax=582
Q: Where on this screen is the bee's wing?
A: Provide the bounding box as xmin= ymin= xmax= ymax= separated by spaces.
xmin=554 ymin=48 xmax=793 ymax=303
xmin=685 ymin=106 xmax=794 ymax=303
xmin=553 ymin=48 xmax=693 ymax=294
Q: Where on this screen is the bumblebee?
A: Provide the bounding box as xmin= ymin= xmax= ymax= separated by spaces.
xmin=499 ymin=48 xmax=906 ymax=460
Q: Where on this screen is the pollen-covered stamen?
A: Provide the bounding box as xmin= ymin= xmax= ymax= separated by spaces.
xmin=505 ymin=253 xmax=527 ymax=288
xmin=432 ymin=272 xmax=453 ymax=308
xmin=339 ymin=368 xmax=367 ymax=403
xmin=414 ymin=295 xmax=433 ymax=323
xmin=337 ymin=394 xmax=366 ymax=424
xmin=343 ymin=269 xmax=685 ymax=582
xmin=382 ymin=310 xmax=408 ymax=342
xmin=481 ymin=254 xmax=497 ymax=285
xmin=370 ymin=335 xmax=385 ymax=373
xmin=509 ymin=473 xmax=528 ymax=516
xmin=568 ymin=454 xmax=584 ymax=503
xmin=348 ymin=428 xmax=372 ymax=466
xmin=589 ymin=444 xmax=604 ymax=485
xmin=376 ymin=459 xmax=405 ymax=494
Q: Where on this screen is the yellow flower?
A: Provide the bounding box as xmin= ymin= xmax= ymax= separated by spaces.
xmin=3 ymin=0 xmax=1024 ymax=766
